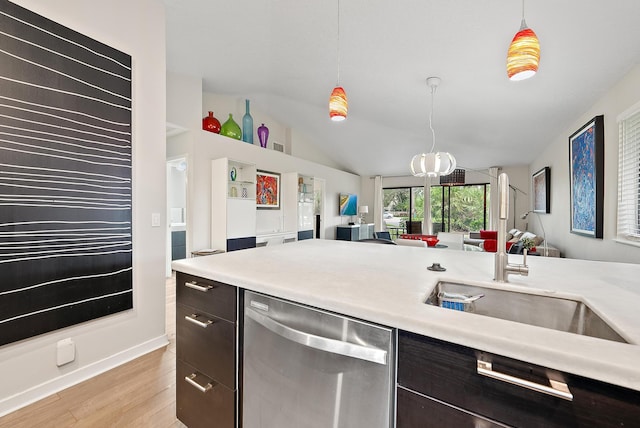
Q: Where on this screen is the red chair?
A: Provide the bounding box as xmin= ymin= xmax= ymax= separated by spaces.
xmin=482 ymin=239 xmax=517 ymax=253
xmin=479 ymin=230 xmax=497 ymax=240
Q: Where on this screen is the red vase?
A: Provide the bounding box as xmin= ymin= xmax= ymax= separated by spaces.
xmin=202 ymin=111 xmax=221 ymax=134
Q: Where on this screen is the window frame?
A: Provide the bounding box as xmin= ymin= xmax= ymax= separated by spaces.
xmin=616 ymin=101 xmax=640 ymax=245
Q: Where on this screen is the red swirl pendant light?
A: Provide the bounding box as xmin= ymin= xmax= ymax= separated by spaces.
xmin=507 ymin=0 xmax=540 ymax=81
xmin=329 ymin=0 xmax=348 ymax=121
xmin=329 ymin=86 xmax=348 ymax=121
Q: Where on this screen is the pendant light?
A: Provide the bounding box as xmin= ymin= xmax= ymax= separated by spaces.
xmin=506 ymin=0 xmax=540 ymax=81
xmin=329 ymin=0 xmax=347 ymax=121
xmin=410 ymin=77 xmax=457 ymax=178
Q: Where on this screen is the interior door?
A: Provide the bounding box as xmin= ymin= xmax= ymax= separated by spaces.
xmin=314 ymin=177 xmax=326 ymax=239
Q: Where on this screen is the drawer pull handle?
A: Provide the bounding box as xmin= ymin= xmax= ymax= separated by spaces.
xmin=184 ymin=281 xmax=213 ymax=292
xmin=185 ymin=314 xmax=213 ymax=328
xmin=477 ymin=360 xmax=573 ymax=401
xmin=185 ymin=373 xmax=213 ymax=393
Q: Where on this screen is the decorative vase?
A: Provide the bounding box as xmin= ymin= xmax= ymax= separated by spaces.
xmin=242 ymin=99 xmax=254 ymax=144
xmin=220 ymin=114 xmax=242 ymax=140
xmin=257 ymin=123 xmax=269 ymax=148
xmin=202 ymin=111 xmax=221 ymax=134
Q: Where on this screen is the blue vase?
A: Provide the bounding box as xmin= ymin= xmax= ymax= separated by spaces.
xmin=242 ymin=99 xmax=254 ymax=144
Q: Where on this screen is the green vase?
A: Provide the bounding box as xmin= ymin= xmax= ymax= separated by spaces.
xmin=220 ymin=114 xmax=242 ymax=140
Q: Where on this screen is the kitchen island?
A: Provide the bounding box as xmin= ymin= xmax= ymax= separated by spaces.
xmin=172 ymin=239 xmax=640 ymax=391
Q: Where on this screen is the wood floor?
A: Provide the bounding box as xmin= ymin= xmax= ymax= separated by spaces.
xmin=0 ymin=275 xmax=185 ymax=428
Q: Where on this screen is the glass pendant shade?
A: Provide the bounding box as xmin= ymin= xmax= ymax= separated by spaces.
xmin=410 ymin=152 xmax=457 ymax=177
xmin=329 ymin=86 xmax=348 ymax=121
xmin=507 ymin=19 xmax=540 ymax=81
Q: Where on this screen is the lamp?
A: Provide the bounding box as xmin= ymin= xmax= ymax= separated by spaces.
xmin=410 ymin=77 xmax=456 ymax=177
xmin=507 ymin=0 xmax=540 ymax=81
xmin=358 ymin=205 xmax=369 ymax=224
xmin=439 ymin=168 xmax=466 ymax=186
xmin=329 ymin=0 xmax=347 ymax=121
xmin=521 ymin=210 xmax=548 ymax=256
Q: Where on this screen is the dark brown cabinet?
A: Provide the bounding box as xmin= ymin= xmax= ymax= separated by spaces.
xmin=397 ymin=331 xmax=640 ymax=428
xmin=176 ymin=272 xmax=238 ymax=428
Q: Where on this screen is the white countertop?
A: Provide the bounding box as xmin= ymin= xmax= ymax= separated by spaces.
xmin=172 ymin=239 xmax=640 ymax=391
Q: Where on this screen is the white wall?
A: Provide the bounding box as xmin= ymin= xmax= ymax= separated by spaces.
xmin=167 ymin=73 xmax=361 ymax=252
xmin=201 ymin=93 xmax=343 ymax=170
xmin=530 ymin=64 xmax=640 ymax=263
xmin=0 ymin=0 xmax=167 ymax=415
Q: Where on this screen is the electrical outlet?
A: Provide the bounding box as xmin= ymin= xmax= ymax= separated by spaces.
xmin=56 ymin=338 xmax=75 ymax=366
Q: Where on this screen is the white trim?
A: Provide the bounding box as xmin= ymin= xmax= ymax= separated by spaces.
xmin=613 ymin=238 xmax=640 ymax=249
xmin=617 ymin=99 xmax=640 ymax=122
xmin=0 ymin=334 xmax=169 ymax=417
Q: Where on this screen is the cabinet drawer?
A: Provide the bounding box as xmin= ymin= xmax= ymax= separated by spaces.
xmin=176 ymin=359 xmax=235 ymax=428
xmin=176 ymin=272 xmax=236 ymax=322
xmin=397 ymin=386 xmax=505 ymax=428
xmin=176 ymin=303 xmax=236 ymax=389
xmin=398 ymin=331 xmax=640 ymax=428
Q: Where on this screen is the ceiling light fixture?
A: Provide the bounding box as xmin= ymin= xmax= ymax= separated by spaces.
xmin=410 ymin=77 xmax=456 ymax=178
xmin=329 ymin=0 xmax=347 ymax=121
xmin=506 ymin=0 xmax=540 ymax=81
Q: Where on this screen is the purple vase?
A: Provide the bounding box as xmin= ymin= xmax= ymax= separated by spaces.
xmin=257 ymin=123 xmax=269 ymax=148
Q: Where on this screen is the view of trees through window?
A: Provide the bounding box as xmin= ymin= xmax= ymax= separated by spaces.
xmin=383 ymin=184 xmax=490 ymax=233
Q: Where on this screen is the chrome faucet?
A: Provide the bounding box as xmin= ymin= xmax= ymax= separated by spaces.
xmin=494 ymin=173 xmax=528 ymax=282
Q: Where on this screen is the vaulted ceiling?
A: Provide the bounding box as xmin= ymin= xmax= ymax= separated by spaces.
xmin=165 ymin=0 xmax=640 ymax=176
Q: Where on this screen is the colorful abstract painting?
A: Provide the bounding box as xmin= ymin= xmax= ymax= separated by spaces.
xmin=256 ymin=171 xmax=280 ymax=209
xmin=569 ymin=116 xmax=604 ymax=238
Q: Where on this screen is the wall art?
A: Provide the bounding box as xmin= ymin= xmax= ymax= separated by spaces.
xmin=569 ymin=115 xmax=604 ymax=238
xmin=532 ymin=166 xmax=550 ymax=213
xmin=0 ymin=0 xmax=132 ymax=346
xmin=256 ymin=170 xmax=280 ymax=209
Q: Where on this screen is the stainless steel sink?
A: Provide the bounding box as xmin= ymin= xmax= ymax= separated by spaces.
xmin=425 ymin=282 xmax=628 ymax=343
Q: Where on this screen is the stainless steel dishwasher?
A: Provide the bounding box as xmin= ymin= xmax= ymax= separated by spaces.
xmin=243 ymin=290 xmax=395 ymax=428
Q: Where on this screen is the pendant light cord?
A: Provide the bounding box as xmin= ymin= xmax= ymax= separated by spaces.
xmin=336 ymin=0 xmax=341 ymax=86
xmin=428 ymin=84 xmax=437 ymax=153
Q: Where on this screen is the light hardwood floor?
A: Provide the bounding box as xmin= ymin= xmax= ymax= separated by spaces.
xmin=0 ymin=275 xmax=185 ymax=428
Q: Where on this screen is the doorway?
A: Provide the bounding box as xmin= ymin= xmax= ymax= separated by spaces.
xmin=314 ymin=178 xmax=326 ymax=239
xmin=166 ymin=157 xmax=188 ymax=276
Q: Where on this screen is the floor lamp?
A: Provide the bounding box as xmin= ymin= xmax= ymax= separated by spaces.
xmin=521 ymin=211 xmax=547 ymax=256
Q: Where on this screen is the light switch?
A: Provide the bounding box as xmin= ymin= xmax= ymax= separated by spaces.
xmin=151 ymin=213 xmax=161 ymax=227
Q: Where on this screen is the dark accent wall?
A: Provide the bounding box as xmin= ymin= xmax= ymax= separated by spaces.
xmin=0 ymin=0 xmax=132 ymax=346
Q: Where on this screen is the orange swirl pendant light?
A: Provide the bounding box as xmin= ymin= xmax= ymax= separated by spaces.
xmin=329 ymin=86 xmax=348 ymax=121
xmin=506 ymin=0 xmax=540 ymax=81
xmin=329 ymin=0 xmax=348 ymax=121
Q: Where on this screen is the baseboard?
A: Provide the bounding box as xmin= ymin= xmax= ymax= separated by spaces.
xmin=0 ymin=334 xmax=169 ymax=417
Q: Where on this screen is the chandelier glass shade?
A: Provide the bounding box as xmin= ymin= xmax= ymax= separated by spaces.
xmin=507 ymin=15 xmax=540 ymax=81
xmin=329 ymin=86 xmax=348 ymax=121
xmin=410 ymin=152 xmax=457 ymax=178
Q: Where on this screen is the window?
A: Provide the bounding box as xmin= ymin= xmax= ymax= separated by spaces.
xmin=431 ymin=184 xmax=490 ymax=233
xmin=383 ymin=183 xmax=490 ymax=236
xmin=617 ymin=102 xmax=640 ymax=243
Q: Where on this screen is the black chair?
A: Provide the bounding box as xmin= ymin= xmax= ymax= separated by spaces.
xmin=374 ymin=231 xmax=391 ymax=240
xmin=406 ymin=221 xmax=422 ymax=235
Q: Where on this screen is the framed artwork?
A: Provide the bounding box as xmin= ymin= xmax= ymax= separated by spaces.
xmin=569 ymin=115 xmax=604 ymax=238
xmin=256 ymin=170 xmax=280 ymax=209
xmin=0 ymin=0 xmax=132 ymax=346
xmin=532 ymin=167 xmax=550 ymax=214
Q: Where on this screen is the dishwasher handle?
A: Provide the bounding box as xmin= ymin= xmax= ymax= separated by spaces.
xmin=245 ymin=307 xmax=388 ymax=365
